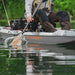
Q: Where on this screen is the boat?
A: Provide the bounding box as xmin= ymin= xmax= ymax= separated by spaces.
xmin=0 ymin=26 xmax=75 ymax=44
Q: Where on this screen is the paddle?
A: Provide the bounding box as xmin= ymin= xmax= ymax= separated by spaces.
xmin=11 ymin=0 xmax=44 ymax=49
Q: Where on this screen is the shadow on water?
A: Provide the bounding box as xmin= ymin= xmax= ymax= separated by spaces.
xmin=58 ymin=41 xmax=75 ymax=50
xmin=0 ymin=41 xmax=75 ymax=75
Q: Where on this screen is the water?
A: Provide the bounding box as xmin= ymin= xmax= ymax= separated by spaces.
xmin=0 ymin=41 xmax=75 ymax=75
xmin=0 ymin=21 xmax=8 ymax=26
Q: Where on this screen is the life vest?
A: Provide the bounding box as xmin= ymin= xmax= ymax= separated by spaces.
xmin=32 ymin=0 xmax=54 ymax=13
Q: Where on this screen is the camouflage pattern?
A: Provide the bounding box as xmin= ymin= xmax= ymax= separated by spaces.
xmin=42 ymin=21 xmax=56 ymax=32
xmin=48 ymin=11 xmax=71 ymax=30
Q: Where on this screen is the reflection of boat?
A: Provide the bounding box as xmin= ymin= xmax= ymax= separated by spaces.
xmin=27 ymin=43 xmax=75 ymax=55
xmin=0 ymin=26 xmax=75 ymax=44
xmin=8 ymin=42 xmax=75 ymax=75
xmin=26 ymin=43 xmax=75 ymax=65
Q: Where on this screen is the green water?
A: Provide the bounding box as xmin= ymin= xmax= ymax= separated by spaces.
xmin=0 ymin=50 xmax=26 ymax=75
xmin=0 ymin=41 xmax=75 ymax=75
xmin=0 ymin=20 xmax=8 ymax=26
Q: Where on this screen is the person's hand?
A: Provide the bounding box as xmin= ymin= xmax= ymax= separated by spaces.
xmin=27 ymin=16 xmax=34 ymax=23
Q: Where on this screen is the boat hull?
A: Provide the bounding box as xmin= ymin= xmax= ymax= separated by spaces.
xmin=25 ymin=35 xmax=75 ymax=44
xmin=0 ymin=26 xmax=75 ymax=44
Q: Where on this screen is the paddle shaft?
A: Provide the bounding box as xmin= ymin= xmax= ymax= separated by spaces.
xmin=22 ymin=0 xmax=43 ymax=34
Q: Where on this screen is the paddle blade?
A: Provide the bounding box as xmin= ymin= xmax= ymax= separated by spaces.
xmin=10 ymin=34 xmax=22 ymax=49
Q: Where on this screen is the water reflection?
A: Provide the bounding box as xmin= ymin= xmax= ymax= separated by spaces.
xmin=0 ymin=42 xmax=75 ymax=75
xmin=25 ymin=42 xmax=75 ymax=75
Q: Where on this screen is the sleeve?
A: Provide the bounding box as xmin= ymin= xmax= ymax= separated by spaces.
xmin=25 ymin=0 xmax=33 ymax=19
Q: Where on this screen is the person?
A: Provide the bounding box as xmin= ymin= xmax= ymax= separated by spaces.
xmin=25 ymin=0 xmax=56 ymax=32
xmin=25 ymin=0 xmax=70 ymax=32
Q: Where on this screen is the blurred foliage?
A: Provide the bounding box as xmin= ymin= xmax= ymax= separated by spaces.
xmin=54 ymin=0 xmax=75 ymax=19
xmin=0 ymin=0 xmax=25 ymax=20
xmin=0 ymin=0 xmax=75 ymax=20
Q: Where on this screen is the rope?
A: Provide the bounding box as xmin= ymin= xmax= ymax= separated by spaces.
xmin=2 ymin=0 xmax=10 ymax=26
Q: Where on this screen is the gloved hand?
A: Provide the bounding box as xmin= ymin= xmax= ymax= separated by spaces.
xmin=42 ymin=0 xmax=48 ymax=2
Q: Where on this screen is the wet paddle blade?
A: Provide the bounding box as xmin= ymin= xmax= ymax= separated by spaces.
xmin=10 ymin=34 xmax=22 ymax=49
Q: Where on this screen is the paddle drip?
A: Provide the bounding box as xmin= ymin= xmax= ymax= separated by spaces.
xmin=10 ymin=34 xmax=22 ymax=50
